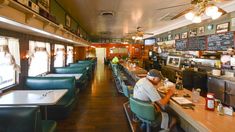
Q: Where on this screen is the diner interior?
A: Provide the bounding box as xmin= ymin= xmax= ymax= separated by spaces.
xmin=1 ymin=0 xmax=235 ymax=132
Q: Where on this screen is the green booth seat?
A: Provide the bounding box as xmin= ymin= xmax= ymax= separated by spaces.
xmin=25 ymin=77 xmax=77 ymax=120
xmin=129 ymin=97 xmax=161 ymax=132
xmin=69 ymin=63 xmax=93 ymax=80
xmin=77 ymin=61 xmax=95 ymax=71
xmin=0 ymin=106 xmax=56 ymax=132
xmin=53 ymin=67 xmax=89 ymax=90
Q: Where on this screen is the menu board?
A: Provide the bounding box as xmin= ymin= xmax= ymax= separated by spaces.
xmin=176 ymin=39 xmax=188 ymax=51
xmin=207 ymin=32 xmax=234 ymax=51
xmin=188 ymin=36 xmax=206 ymax=51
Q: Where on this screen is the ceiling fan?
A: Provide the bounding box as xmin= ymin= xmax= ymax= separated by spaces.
xmin=156 ymin=0 xmax=231 ymax=21
xmin=126 ymin=27 xmax=154 ymax=40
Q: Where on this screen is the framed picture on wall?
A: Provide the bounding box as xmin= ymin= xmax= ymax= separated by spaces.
xmin=174 ymin=34 xmax=180 ymax=40
xmin=168 ymin=34 xmax=172 ymax=40
xmin=77 ymin=27 xmax=80 ymax=36
xmin=189 ymin=28 xmax=197 ymax=37
xmin=198 ymin=26 xmax=205 ymax=34
xmin=65 ymin=14 xmax=71 ymax=28
xmin=181 ymin=32 xmax=188 ymax=39
xmin=216 ymin=22 xmax=229 ymax=33
xmin=37 ymin=0 xmax=50 ymax=12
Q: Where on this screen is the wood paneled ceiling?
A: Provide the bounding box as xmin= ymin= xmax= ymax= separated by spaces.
xmin=56 ymin=0 xmax=233 ymax=39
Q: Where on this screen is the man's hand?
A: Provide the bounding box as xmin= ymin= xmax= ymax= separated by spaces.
xmin=167 ymin=86 xmax=176 ymax=97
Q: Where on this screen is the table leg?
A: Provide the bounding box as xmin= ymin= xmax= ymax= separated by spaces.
xmin=44 ymin=106 xmax=47 ymax=120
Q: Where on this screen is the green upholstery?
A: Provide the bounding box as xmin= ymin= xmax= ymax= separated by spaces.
xmin=54 ymin=67 xmax=89 ymax=89
xmin=69 ymin=63 xmax=93 ymax=79
xmin=130 ymin=97 xmax=156 ymax=121
xmin=25 ymin=77 xmax=76 ymax=120
xmin=54 ymin=67 xmax=86 ymax=74
xmin=121 ymin=82 xmax=133 ymax=98
xmin=42 ymin=120 xmax=56 ymax=132
xmin=0 ymin=106 xmax=56 ymax=132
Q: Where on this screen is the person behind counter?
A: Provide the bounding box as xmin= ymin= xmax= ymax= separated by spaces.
xmin=133 ymin=69 xmax=178 ymax=131
xmin=111 ymin=56 xmax=119 ymax=64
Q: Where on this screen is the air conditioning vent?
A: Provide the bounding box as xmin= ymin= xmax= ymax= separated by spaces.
xmin=100 ymin=11 xmax=114 ymax=17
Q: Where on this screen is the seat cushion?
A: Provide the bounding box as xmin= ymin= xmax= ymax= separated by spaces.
xmin=42 ymin=120 xmax=57 ymax=132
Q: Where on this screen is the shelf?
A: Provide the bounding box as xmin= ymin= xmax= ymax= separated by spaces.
xmin=0 ymin=0 xmax=90 ymax=46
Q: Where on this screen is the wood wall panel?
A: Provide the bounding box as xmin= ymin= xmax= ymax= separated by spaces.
xmin=74 ymin=47 xmax=86 ymax=61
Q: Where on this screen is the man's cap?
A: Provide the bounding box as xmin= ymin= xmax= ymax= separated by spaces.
xmin=147 ymin=69 xmax=164 ymax=79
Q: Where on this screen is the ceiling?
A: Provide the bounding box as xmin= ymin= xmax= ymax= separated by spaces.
xmin=56 ymin=0 xmax=235 ymax=39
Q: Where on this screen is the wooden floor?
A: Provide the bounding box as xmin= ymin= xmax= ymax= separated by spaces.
xmin=57 ymin=62 xmax=130 ymax=132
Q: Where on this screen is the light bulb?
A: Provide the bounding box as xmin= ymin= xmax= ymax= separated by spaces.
xmin=132 ymin=36 xmax=136 ymax=39
xmin=185 ymin=12 xmax=195 ymax=20
xmin=211 ymin=11 xmax=222 ymax=20
xmin=206 ymin=6 xmax=218 ymax=17
xmin=192 ymin=16 xmax=202 ymax=23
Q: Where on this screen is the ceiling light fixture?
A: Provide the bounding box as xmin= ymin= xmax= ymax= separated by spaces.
xmin=184 ymin=1 xmax=223 ymax=23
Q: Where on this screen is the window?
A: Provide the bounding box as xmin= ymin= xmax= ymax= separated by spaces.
xmin=66 ymin=46 xmax=73 ymax=65
xmin=28 ymin=41 xmax=50 ymax=76
xmin=54 ymin=44 xmax=65 ymax=67
xmin=0 ymin=37 xmax=20 ymax=89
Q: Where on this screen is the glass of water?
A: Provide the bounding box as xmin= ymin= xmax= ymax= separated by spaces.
xmin=192 ymin=88 xmax=201 ymax=103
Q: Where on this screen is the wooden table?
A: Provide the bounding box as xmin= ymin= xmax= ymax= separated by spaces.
xmin=0 ymin=89 xmax=67 ymax=119
xmin=45 ymin=73 xmax=82 ymax=80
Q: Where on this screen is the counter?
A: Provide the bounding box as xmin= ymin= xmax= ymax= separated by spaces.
xmin=121 ymin=64 xmax=235 ymax=132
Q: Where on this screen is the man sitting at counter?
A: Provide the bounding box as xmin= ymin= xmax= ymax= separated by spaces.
xmin=133 ymin=69 xmax=177 ymax=131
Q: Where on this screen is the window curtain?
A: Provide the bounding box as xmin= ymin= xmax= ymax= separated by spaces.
xmin=54 ymin=44 xmax=65 ymax=67
xmin=28 ymin=41 xmax=50 ymax=76
xmin=66 ymin=46 xmax=73 ymax=65
xmin=0 ymin=36 xmax=20 ymax=89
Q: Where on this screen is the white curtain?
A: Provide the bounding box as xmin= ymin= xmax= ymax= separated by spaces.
xmin=66 ymin=46 xmax=73 ymax=65
xmin=54 ymin=44 xmax=65 ymax=67
xmin=28 ymin=41 xmax=50 ymax=76
xmin=0 ymin=36 xmax=20 ymax=89
xmin=8 ymin=38 xmax=20 ymax=67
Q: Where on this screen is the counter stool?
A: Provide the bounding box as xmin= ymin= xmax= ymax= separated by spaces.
xmin=129 ymin=97 xmax=161 ymax=132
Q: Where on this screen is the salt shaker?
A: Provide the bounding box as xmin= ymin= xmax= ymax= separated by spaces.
xmin=217 ymin=102 xmax=224 ymax=115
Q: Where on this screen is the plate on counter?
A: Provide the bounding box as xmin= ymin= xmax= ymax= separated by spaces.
xmin=157 ymin=86 xmax=169 ymax=93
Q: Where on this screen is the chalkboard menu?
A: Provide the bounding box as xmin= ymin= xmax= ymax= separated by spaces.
xmin=188 ymin=36 xmax=206 ymax=51
xmin=176 ymin=39 xmax=187 ymax=51
xmin=207 ymin=32 xmax=234 ymax=51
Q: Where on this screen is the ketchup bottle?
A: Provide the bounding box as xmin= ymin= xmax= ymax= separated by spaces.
xmin=205 ymin=93 xmax=215 ymax=111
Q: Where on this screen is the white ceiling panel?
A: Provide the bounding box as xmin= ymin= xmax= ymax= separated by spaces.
xmin=56 ymin=0 xmax=235 ymax=39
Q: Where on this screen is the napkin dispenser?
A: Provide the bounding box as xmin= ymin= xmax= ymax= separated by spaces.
xmin=212 ymin=69 xmax=221 ymax=76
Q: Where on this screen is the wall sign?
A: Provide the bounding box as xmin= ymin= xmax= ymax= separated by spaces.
xmin=188 ymin=36 xmax=206 ymax=51
xmin=216 ymin=22 xmax=229 ymax=33
xmin=175 ymin=39 xmax=188 ymax=51
xmin=207 ymin=32 xmax=234 ymax=51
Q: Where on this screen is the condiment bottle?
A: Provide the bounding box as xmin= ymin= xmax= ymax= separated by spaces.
xmin=205 ymin=93 xmax=215 ymax=111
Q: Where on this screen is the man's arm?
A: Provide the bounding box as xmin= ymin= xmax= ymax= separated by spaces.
xmin=158 ymin=87 xmax=175 ymax=106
